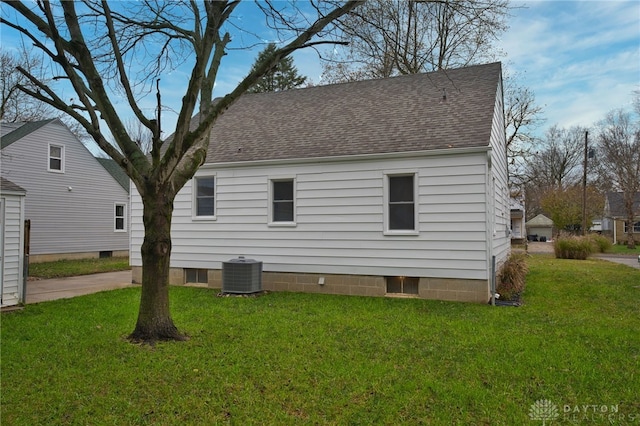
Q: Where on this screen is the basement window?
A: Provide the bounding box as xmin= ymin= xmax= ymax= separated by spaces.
xmin=185 ymin=268 xmax=208 ymax=284
xmin=386 ymin=276 xmax=419 ymax=295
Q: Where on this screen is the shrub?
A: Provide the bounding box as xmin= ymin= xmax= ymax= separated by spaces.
xmin=553 ymin=235 xmax=593 ymax=260
xmin=588 ymin=234 xmax=612 ymax=253
xmin=497 ymin=253 xmax=528 ymax=301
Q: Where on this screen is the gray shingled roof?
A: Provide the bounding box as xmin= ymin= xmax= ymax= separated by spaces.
xmin=204 ymin=62 xmax=502 ymax=164
xmin=606 ymin=192 xmax=640 ymax=218
xmin=95 ymin=157 xmax=130 ymax=193
xmin=1 ymin=119 xmax=56 ymax=149
xmin=0 ymin=177 xmax=26 ymax=194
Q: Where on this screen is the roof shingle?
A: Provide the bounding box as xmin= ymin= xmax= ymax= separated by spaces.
xmin=205 ymin=62 xmax=502 ymax=164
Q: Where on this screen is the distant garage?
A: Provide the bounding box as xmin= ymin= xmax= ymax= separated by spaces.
xmin=526 ymin=214 xmax=554 ymax=242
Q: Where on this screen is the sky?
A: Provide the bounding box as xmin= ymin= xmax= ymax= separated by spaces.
xmin=1 ymin=1 xmax=639 ymax=150
xmin=497 ymin=1 xmax=639 ymax=134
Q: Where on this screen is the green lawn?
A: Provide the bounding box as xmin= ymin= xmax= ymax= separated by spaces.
xmin=28 ymin=256 xmax=130 ymax=279
xmin=2 ymin=255 xmax=639 ymax=425
xmin=608 ymin=244 xmax=640 ymax=255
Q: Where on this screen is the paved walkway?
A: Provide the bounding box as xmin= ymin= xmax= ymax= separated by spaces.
xmin=594 ymin=253 xmax=640 ymax=269
xmin=25 ymin=270 xmax=133 ymax=304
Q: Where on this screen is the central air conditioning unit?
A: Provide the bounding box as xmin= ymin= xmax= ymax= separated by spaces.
xmin=222 ymin=256 xmax=263 ymax=294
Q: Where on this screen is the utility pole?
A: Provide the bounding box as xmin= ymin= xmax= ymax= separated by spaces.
xmin=582 ymin=130 xmax=588 ymax=236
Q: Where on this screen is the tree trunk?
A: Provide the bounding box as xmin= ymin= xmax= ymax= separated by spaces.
xmin=128 ymin=190 xmax=187 ymax=343
xmin=626 ymin=219 xmax=636 ymax=250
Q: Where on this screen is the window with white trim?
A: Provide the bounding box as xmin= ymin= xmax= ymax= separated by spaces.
xmin=194 ymin=176 xmax=216 ymax=218
xmin=385 ymin=173 xmax=417 ymax=232
xmin=623 ymin=221 xmax=640 ymax=233
xmin=114 ymin=203 xmax=127 ymax=231
xmin=270 ymin=178 xmax=295 ymax=224
xmin=48 ymin=144 xmax=64 ymax=172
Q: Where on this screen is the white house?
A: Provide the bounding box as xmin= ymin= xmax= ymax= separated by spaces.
xmin=130 ymin=62 xmax=510 ymax=303
xmin=1 ymin=177 xmax=26 ymax=307
xmin=1 ymin=119 xmax=130 ymax=262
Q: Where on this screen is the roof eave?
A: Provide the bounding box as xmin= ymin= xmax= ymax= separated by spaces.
xmin=200 ymin=145 xmax=492 ymax=170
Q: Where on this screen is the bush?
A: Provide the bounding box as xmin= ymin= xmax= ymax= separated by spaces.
xmin=588 ymin=234 xmax=612 ymax=253
xmin=497 ymin=253 xmax=528 ymax=301
xmin=553 ymin=235 xmax=593 ymax=260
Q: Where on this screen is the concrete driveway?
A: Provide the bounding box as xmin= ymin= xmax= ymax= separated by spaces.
xmin=25 ymin=270 xmax=133 ymax=304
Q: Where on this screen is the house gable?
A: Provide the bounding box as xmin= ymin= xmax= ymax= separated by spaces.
xmin=1 ymin=120 xmax=130 ymax=258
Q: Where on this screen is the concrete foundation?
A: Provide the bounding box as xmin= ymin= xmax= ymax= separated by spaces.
xmin=131 ymin=266 xmax=490 ymax=303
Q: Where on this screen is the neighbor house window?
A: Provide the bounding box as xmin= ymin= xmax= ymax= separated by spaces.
xmin=270 ymin=178 xmax=295 ymax=224
xmin=48 ymin=144 xmax=64 ymax=172
xmin=194 ymin=176 xmax=216 ymax=218
xmin=623 ymin=221 xmax=640 ymax=233
xmin=386 ymin=173 xmax=417 ymax=232
xmin=114 ymin=203 xmax=126 ymax=231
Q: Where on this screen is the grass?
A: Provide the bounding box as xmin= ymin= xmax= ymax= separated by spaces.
xmin=2 ymin=255 xmax=639 ymax=424
xmin=608 ymin=244 xmax=640 ymax=255
xmin=28 ymin=256 xmax=130 ymax=279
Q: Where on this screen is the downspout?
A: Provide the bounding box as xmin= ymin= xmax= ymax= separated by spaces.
xmin=486 ymin=148 xmax=496 ymax=305
xmin=613 ymin=219 xmax=617 ymax=245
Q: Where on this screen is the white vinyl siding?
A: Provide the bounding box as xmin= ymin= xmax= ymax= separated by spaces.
xmin=131 ymin=151 xmax=492 ymax=281
xmin=1 ymin=192 xmax=25 ymax=307
xmin=488 ymin=76 xmax=511 ymax=269
xmin=1 ymin=120 xmax=129 ymax=255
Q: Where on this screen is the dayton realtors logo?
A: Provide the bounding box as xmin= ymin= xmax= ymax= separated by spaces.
xmin=529 ymin=400 xmax=560 ymax=425
xmin=529 ymin=400 xmax=638 ymax=424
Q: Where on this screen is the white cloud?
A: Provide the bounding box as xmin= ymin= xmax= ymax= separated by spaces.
xmin=500 ymin=0 xmax=640 ymax=133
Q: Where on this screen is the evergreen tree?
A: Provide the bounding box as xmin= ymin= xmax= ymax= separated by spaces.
xmin=249 ymin=43 xmax=307 ymax=93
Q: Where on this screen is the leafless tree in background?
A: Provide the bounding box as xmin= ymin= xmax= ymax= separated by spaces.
xmin=596 ymin=109 xmax=640 ymax=248
xmin=0 ymin=50 xmax=56 ymax=122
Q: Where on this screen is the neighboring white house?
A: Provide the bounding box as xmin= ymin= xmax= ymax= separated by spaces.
xmin=0 ymin=177 xmax=26 ymax=307
xmin=1 ymin=119 xmax=130 ymax=262
xmin=130 ymin=62 xmax=510 ymax=303
xmin=510 ymin=198 xmax=526 ymax=244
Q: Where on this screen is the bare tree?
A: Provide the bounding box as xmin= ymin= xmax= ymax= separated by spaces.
xmin=503 ymin=75 xmax=544 ymax=186
xmin=0 ymin=50 xmax=56 ymax=122
xmin=596 ymin=109 xmax=640 ymax=248
xmin=321 ymin=0 xmax=509 ymax=82
xmin=523 ymin=125 xmax=587 ymax=220
xmin=1 ymin=0 xmax=362 ymax=343
xmin=525 ymin=125 xmax=586 ymax=190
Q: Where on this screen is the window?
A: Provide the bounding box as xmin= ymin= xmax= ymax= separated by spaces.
xmin=194 ymin=176 xmax=216 ymax=218
xmin=271 ymin=179 xmax=295 ymax=224
xmin=623 ymin=221 xmax=640 ymax=233
xmin=386 ymin=276 xmax=419 ymax=295
xmin=48 ymin=144 xmax=64 ymax=172
xmin=386 ymin=174 xmax=417 ymax=232
xmin=185 ymin=268 xmax=208 ymax=284
xmin=114 ymin=203 xmax=126 ymax=231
